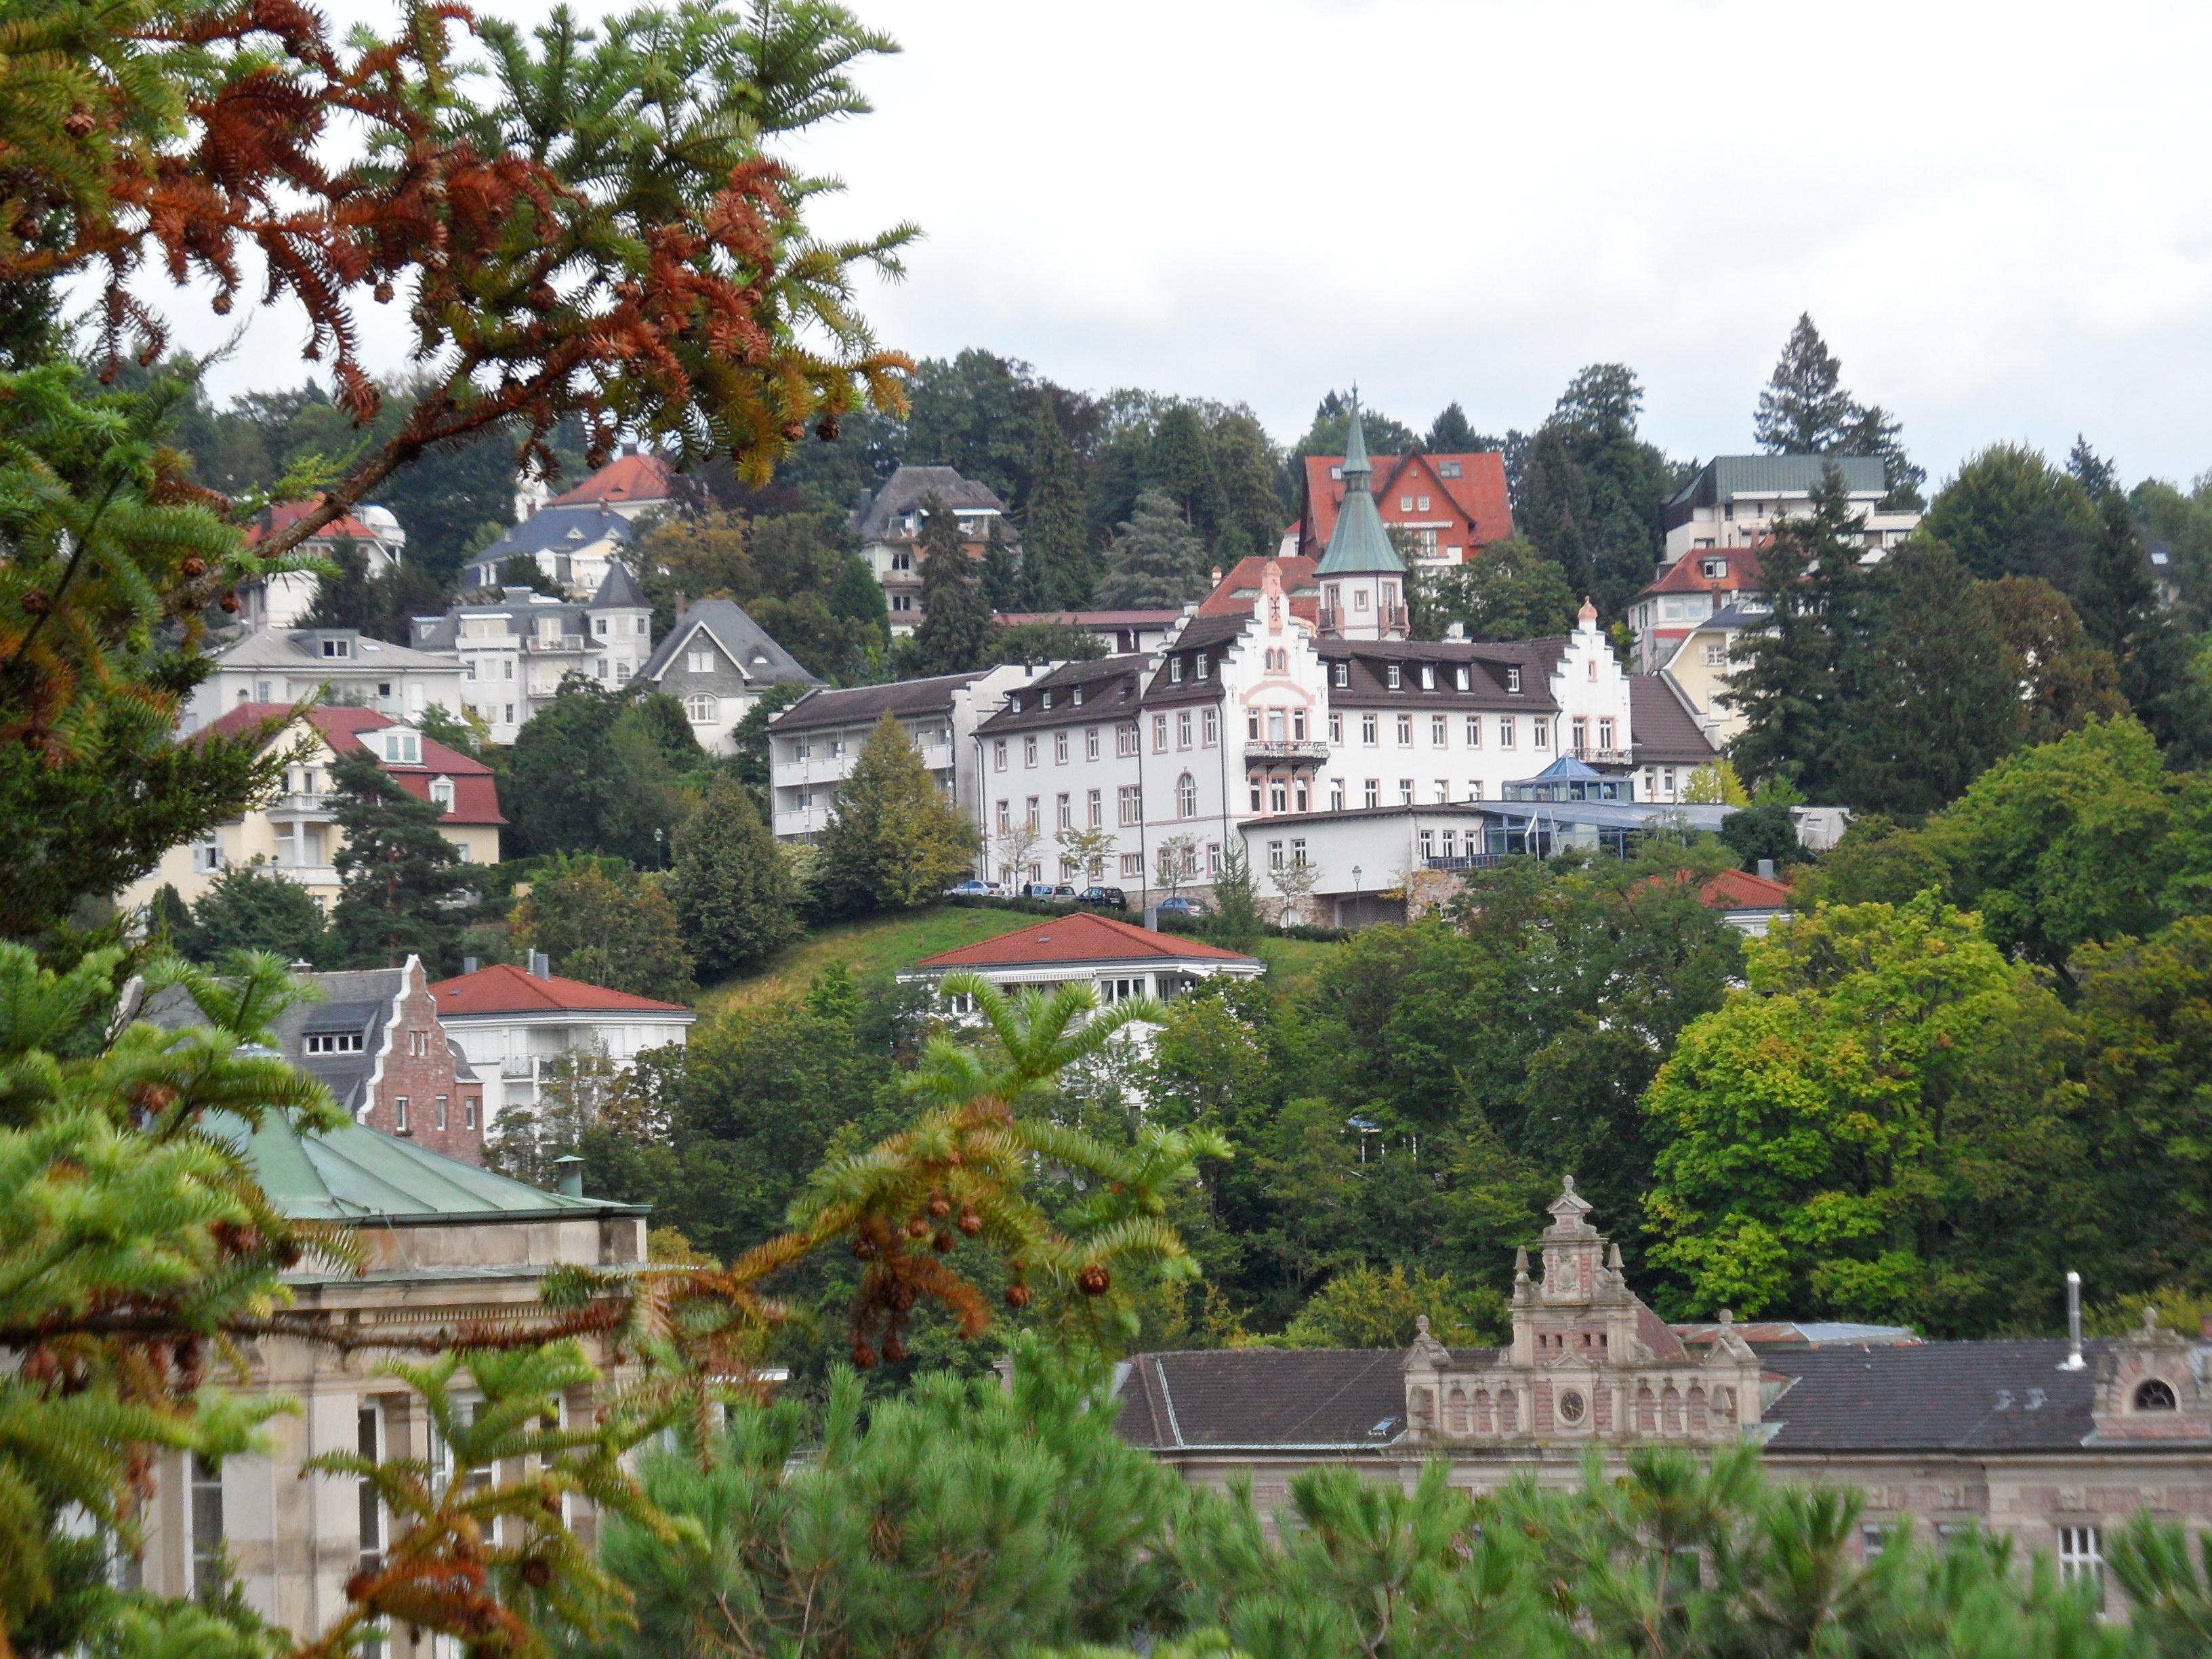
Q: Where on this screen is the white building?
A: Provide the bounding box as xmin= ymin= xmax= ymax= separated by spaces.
xmin=408 ymin=565 xmax=655 ymax=745
xmin=183 ymin=626 xmax=468 ymax=734
xmin=1661 ymin=455 xmax=1919 ymax=566
xmin=896 ymin=911 xmax=1265 ymax=1007
xmin=764 ymin=663 xmax=1046 ymax=842
xmin=239 ymin=500 xmax=407 ymax=631
xmin=636 ymin=598 xmax=819 ymax=756
xmin=428 ymin=958 xmax=695 ymax=1129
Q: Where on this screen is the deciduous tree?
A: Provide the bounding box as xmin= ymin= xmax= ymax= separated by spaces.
xmin=816 ymin=714 xmax=980 ymax=913
xmin=514 ymin=855 xmax=697 ymax=1002
xmin=668 ymin=774 xmax=800 ymax=980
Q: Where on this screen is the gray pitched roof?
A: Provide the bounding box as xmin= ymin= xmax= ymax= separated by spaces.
xmin=411 ymin=590 xmax=594 ymax=651
xmin=1666 ymin=455 xmax=1889 ymax=516
xmin=767 ymin=668 xmax=989 ymax=734
xmin=214 ymin=629 xmax=462 ymax=673
xmin=1628 ymin=674 xmax=1721 ymax=764
xmin=590 ymin=558 xmax=649 ymax=609
xmin=639 ymin=599 xmax=818 ymax=690
xmin=852 ymin=466 xmax=1010 ymax=543
xmin=469 ymin=503 xmax=637 ymax=569
xmin=1115 ymin=1349 xmax=1414 ymax=1452
xmin=977 ymin=655 xmax=1145 ymax=735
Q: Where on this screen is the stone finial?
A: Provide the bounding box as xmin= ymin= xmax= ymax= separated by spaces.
xmin=1514 ymin=1246 xmax=1531 ymax=1282
xmin=1416 ymin=1314 xmax=1431 ymax=1337
xmin=1578 ymin=596 xmax=1599 ymax=626
xmin=2144 ymin=1303 xmax=2162 ymax=1334
xmin=1609 ymin=1242 xmax=1624 ymax=1272
xmin=1719 ymin=1307 xmax=1734 ymax=1327
xmin=1403 ymin=1311 xmax=1452 ymax=1371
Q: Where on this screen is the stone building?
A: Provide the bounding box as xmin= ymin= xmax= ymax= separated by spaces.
xmin=851 ymin=464 xmax=1016 ymax=635
xmin=119 ymin=1108 xmax=644 ymax=1652
xmin=1115 ymin=1183 xmax=2212 ymax=1597
xmin=635 ymin=596 xmax=819 ymax=756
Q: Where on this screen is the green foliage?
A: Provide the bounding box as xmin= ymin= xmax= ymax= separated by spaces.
xmin=1207 ymin=841 xmax=1266 ymax=949
xmin=1416 ymin=537 xmax=1578 ymax=640
xmin=0 ymin=363 xmax=295 ymax=941
xmin=1919 ymin=443 xmax=2097 ymax=588
xmin=178 ymin=861 xmax=331 ymax=967
xmin=1643 ymin=893 xmax=2085 ymax=1330
xmin=1277 ymin=1262 xmax=1505 ymax=1349
xmin=1754 ymin=311 xmax=1925 ymax=507
xmin=1097 ymin=489 xmax=1210 ymax=609
xmin=327 ymin=749 xmax=472 ymax=973
xmin=1515 ymin=365 xmax=1686 ymax=617
xmin=994 ymin=619 xmax=1109 ymax=665
xmin=1800 ymin=814 xmax=1951 ymax=908
xmin=1984 ymin=575 xmax=2128 ymax=746
xmin=815 ymin=714 xmax=980 ymax=914
xmin=668 ymin=774 xmax=800 ymax=979
xmin=1927 ymin=717 xmax=2212 ymax=979
xmin=513 ymin=856 xmax=696 ymax=1003
xmin=1715 ymin=801 xmax=1800 ymax=872
xmin=506 ymin=680 xmax=701 ymax=865
xmin=635 ymin=508 xmax=885 ymax=679
xmin=907 ymin=495 xmax=996 ymax=676
xmin=1681 ymin=760 xmax=1749 ymax=806
xmin=592 ymin=1344 xmax=1181 ymax=1659
xmin=1022 ymin=397 xmax=1092 ymax=607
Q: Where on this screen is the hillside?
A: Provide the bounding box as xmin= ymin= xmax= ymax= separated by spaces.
xmin=698 ymin=905 xmax=1342 ymax=1011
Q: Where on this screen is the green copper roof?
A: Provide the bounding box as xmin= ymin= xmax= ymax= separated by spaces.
xmin=213 ymin=1111 xmax=640 ymax=1223
xmin=1315 ymin=397 xmax=1405 ymax=577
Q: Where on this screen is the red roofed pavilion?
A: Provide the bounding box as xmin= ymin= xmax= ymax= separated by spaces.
xmin=899 ymin=911 xmax=1265 ymax=1005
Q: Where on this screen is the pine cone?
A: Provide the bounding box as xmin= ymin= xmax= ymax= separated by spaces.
xmin=180 ymin=556 xmax=207 ymax=578
xmin=905 ymin=1216 xmax=930 ymax=1240
xmin=927 ymin=1195 xmax=951 ymax=1218
xmin=1077 ymin=1263 xmax=1111 ymax=1296
xmin=851 ymin=1343 xmax=877 ymax=1370
xmin=933 ymin=1230 xmax=954 ymax=1254
xmin=882 ymin=1336 xmax=907 ymax=1364
xmin=958 ymin=1211 xmax=982 ymax=1236
xmin=520 ymin=1558 xmax=552 ymax=1588
xmin=64 ymin=110 xmax=95 ymax=138
xmin=1004 ymin=1284 xmax=1031 ymax=1309
xmin=220 ymin=592 xmax=241 ymax=613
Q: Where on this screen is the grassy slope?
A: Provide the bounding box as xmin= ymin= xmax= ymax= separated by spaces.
xmin=701 ymin=905 xmax=1347 ymax=1014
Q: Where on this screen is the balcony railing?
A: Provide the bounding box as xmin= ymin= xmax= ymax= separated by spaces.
xmin=1570 ymin=747 xmax=1635 ymax=766
xmin=1316 ymin=604 xmax=1410 ymax=636
xmin=266 ymin=791 xmax=335 ymax=817
xmin=1244 ymin=739 xmax=1330 ymax=765
xmin=1422 ymin=853 xmax=1515 ymax=872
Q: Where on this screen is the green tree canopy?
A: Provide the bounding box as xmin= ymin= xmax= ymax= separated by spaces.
xmin=668 ymin=773 xmax=800 ymax=980
xmin=816 ymin=713 xmax=980 ymax=913
xmin=1918 ymin=443 xmax=2097 ymax=588
xmin=327 ymin=748 xmax=473 ymax=972
xmin=1416 ymin=538 xmax=1578 ymax=640
xmin=512 ymin=855 xmax=697 ymax=1003
xmin=1096 ymin=489 xmax=1210 ymax=609
xmin=506 ymin=680 xmax=701 ymax=865
xmin=181 ymin=860 xmax=331 ymax=966
xmin=907 ymin=493 xmax=996 ymax=676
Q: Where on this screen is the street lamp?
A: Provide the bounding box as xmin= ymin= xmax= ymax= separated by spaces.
xmin=653 ymin=825 xmax=664 ymax=869
xmin=1349 ymin=864 xmax=1361 ymax=927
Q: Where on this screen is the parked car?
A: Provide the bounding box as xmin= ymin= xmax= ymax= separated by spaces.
xmin=943 ymin=880 xmax=996 ymax=898
xmin=1023 ymin=882 xmax=1065 ymax=901
xmin=1078 ymin=886 xmax=1128 ymax=911
xmin=1050 ymin=884 xmax=1078 ymax=899
xmin=1155 ymin=895 xmax=1206 ymax=918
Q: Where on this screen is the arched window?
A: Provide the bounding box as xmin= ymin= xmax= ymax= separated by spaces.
xmin=686 ymin=694 xmax=720 ymax=725
xmin=1178 ymin=773 xmax=1197 ymax=819
xmin=2136 ymin=1378 xmax=2179 ymax=1411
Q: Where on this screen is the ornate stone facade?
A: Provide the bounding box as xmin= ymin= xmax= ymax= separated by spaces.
xmin=1401 ymin=1179 xmax=1763 ymax=1449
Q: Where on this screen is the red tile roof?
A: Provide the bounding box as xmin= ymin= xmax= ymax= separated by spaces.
xmin=244 ymin=498 xmax=386 ymax=548
xmin=428 ymin=962 xmax=691 ymax=1016
xmin=550 ymin=452 xmax=675 ymax=508
xmin=1199 ymin=554 xmax=1319 ymax=621
xmin=206 ymin=703 xmax=505 ymax=824
xmin=1300 ymin=451 xmax=1513 ymax=558
xmin=1646 ymin=867 xmax=1793 ymax=911
xmin=915 ymin=912 xmax=1261 ymax=970
xmin=1639 ymin=544 xmax=1767 ymax=600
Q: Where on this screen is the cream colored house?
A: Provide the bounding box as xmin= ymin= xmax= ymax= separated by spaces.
xmin=121 ymin=705 xmax=504 ymax=915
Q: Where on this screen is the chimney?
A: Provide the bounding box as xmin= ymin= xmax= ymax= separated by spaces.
xmin=530 ymin=950 xmax=551 ymax=979
xmin=1756 ymin=858 xmax=1776 ymax=881
xmin=1445 ymin=621 xmax=1467 ymax=642
xmin=552 ymin=1154 xmax=585 ymax=1198
xmin=2060 ymin=1271 xmax=2086 ymax=1370
xmin=1210 ymin=565 xmax=1222 ymax=586
xmin=463 ymin=956 xmax=479 ymax=975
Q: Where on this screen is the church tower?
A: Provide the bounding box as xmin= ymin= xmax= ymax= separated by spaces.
xmin=1315 ymin=396 xmax=1408 ymax=641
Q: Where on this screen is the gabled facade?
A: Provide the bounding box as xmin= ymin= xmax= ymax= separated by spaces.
xmin=1297 ymin=432 xmax=1513 ymax=571
xmin=1199 ymin=554 xmax=1319 ymax=626
xmin=184 ymin=626 xmax=468 ymax=735
xmin=851 ymin=465 xmax=1016 ymax=635
xmin=462 ymin=502 xmax=640 ymax=596
xmin=1627 ymin=545 xmax=1769 ymax=672
xmin=636 ymin=596 xmax=820 ymax=755
xmin=409 ymin=564 xmax=655 ymax=744
xmin=120 ymin=704 xmax=504 ymax=912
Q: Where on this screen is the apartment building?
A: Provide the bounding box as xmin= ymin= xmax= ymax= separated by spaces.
xmin=120 ymin=704 xmax=504 ymax=914
xmin=409 ymin=565 xmax=655 ymax=744
xmin=463 ymin=450 xmax=674 ymax=594
xmin=184 ymin=626 xmax=468 ymax=734
xmin=1661 ymin=455 xmax=1918 ymax=565
xmin=764 ymin=663 xmax=1046 ymax=841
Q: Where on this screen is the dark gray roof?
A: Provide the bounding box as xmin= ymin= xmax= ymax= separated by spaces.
xmin=1115 ymin=1349 xmax=1412 ymax=1452
xmin=1629 ymin=675 xmax=1720 ymax=764
xmin=411 ymin=590 xmax=594 ymax=650
xmin=1664 ymin=455 xmax=1889 ymax=523
xmin=1319 ymin=638 xmax=1558 ymax=710
xmin=639 ymin=599 xmax=817 ymax=689
xmin=468 ymin=503 xmax=636 ymax=570
xmin=1762 ymin=1340 xmax=2127 ymax=1455
xmin=768 ymin=669 xmax=990 ymax=734
xmin=1142 ymin=615 xmax=1252 ymax=703
xmin=591 ymin=558 xmax=649 ymax=609
xmin=977 ymin=656 xmax=1145 ymax=735
xmin=853 ymin=466 xmax=1010 ymax=543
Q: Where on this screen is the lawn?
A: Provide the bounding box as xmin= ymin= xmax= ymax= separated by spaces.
xmin=699 ymin=905 xmax=1044 ymax=1011
xmin=698 ymin=906 xmax=1348 ymax=1016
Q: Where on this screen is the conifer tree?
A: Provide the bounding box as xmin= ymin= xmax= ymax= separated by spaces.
xmin=184 ymin=859 xmax=332 ymax=966
xmin=2068 ymin=434 xmax=2121 ymax=501
xmin=327 ymin=748 xmax=472 ymax=972
xmin=668 ymin=774 xmax=800 ymax=979
xmin=1022 ymin=398 xmax=1091 ymax=608
xmin=1143 ymin=404 xmax=1230 ymax=547
xmin=1755 ymin=313 xmax=1925 ymax=506
xmin=980 ymin=516 xmax=1027 ymax=610
xmin=816 ymin=714 xmax=980 ymax=913
xmin=1097 ymin=490 xmax=1209 ymax=608
xmin=1728 ymin=467 xmax=1866 ymax=794
xmin=1425 ymin=400 xmax=1496 ymax=453
xmin=2078 ymin=488 xmax=2158 ymax=662
xmin=909 ymin=495 xmax=995 ymax=675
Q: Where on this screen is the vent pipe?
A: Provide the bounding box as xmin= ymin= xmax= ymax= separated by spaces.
xmin=2060 ymin=1270 xmax=2085 ymax=1370
xmin=463 ymin=956 xmax=479 ymax=975
xmin=552 ymin=1154 xmax=585 ymax=1199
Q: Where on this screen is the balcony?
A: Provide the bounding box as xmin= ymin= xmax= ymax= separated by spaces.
xmin=265 ymin=792 xmax=336 ymax=819
xmin=524 ymin=633 xmax=588 ymax=654
xmin=1316 ymin=604 xmax=1410 ymax=636
xmin=1244 ymin=738 xmax=1330 ymax=766
xmin=771 ymin=752 xmax=857 ymax=788
xmin=916 ymin=741 xmax=956 ymax=774
xmin=773 ymin=804 xmax=832 ymax=839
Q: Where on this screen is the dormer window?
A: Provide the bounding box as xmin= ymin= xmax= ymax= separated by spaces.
xmin=1008 ymin=695 xmax=1021 ymax=714
xmin=322 ymin=637 xmax=351 ymax=659
xmin=2136 ymin=1380 xmax=2178 ymax=1410
xmin=1507 ymin=666 xmax=1522 ymax=695
xmin=1073 ymin=686 xmax=1084 ymax=706
xmin=1041 ymin=691 xmax=1053 ymax=711
xmin=376 ymin=729 xmax=420 ymax=764
xmin=1386 ymin=663 xmax=1401 ymax=690
xmin=1420 ymin=663 xmax=1435 ymax=690
xmin=1333 ymin=661 xmax=1349 ymax=688
xmin=1170 ymin=658 xmax=1183 ymax=684
xmin=1456 ymin=666 xmax=1469 ymax=691
xmin=430 ymin=776 xmax=455 ymax=812
xmin=1701 ymin=557 xmax=1727 ymax=580
xmin=1438 ymin=461 xmax=1462 ymax=478
xmin=1196 ymin=653 xmax=1210 ymax=680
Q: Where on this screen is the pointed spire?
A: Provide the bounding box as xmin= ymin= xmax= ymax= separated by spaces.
xmin=1343 ymin=390 xmax=1372 ymax=484
xmin=1315 ymin=385 xmax=1404 ymax=581
xmin=1513 ymin=1246 xmax=1531 ymax=1282
xmin=1608 ymin=1242 xmax=1624 ymax=1272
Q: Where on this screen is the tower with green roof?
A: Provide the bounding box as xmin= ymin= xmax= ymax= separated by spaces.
xmin=1315 ymin=395 xmax=1409 ymax=641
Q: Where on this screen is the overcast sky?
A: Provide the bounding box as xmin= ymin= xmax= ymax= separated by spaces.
xmin=175 ymin=0 xmax=2212 ymax=489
